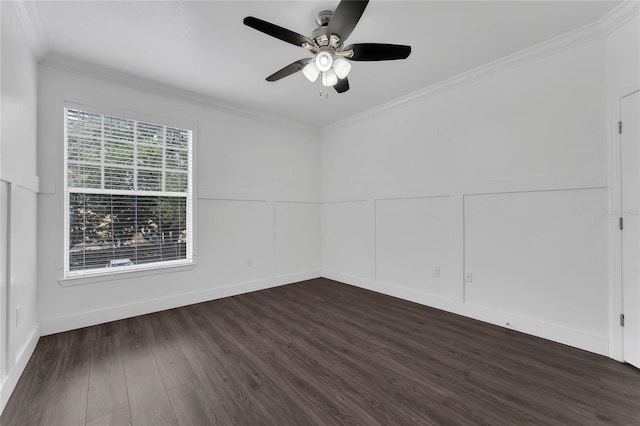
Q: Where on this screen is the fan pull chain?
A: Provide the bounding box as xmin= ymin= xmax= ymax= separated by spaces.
xmin=317 ymin=76 xmax=329 ymax=99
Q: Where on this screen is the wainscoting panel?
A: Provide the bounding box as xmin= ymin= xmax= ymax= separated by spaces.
xmin=375 ymin=196 xmax=451 ymax=299
xmin=464 ymin=188 xmax=609 ymax=338
xmin=198 ymin=199 xmax=271 ymax=285
xmin=322 ymin=201 xmax=371 ymax=282
xmin=274 ymin=202 xmax=321 ymax=278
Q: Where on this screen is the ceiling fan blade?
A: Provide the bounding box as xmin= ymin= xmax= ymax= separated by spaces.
xmin=266 ymin=59 xmax=312 ymax=82
xmin=244 ymin=16 xmax=313 ymax=48
xmin=344 ymin=43 xmax=411 ymax=61
xmin=334 ymin=77 xmax=350 ymax=93
xmin=326 ymin=0 xmax=369 ymax=42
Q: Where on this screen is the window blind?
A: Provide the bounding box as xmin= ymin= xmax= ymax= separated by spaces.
xmin=64 ymin=108 xmax=193 ymax=277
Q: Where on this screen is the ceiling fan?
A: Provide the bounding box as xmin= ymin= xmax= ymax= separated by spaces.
xmin=243 ymin=0 xmax=411 ymax=94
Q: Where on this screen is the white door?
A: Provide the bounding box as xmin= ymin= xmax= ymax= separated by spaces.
xmin=621 ymin=90 xmax=640 ymax=368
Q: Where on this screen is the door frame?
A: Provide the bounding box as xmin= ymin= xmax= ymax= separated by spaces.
xmin=610 ymin=89 xmax=640 ymax=361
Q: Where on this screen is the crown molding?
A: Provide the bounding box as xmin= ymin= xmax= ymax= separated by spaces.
xmin=322 ymin=1 xmax=638 ymax=134
xmin=10 ymin=0 xmax=49 ymax=60
xmin=598 ymin=0 xmax=639 ymax=35
xmin=40 ymin=54 xmax=317 ymax=133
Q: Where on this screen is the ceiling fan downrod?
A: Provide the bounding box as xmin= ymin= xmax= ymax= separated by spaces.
xmin=315 ymin=10 xmax=333 ymax=27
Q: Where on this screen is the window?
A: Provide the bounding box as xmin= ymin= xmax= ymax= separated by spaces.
xmin=64 ymin=107 xmax=193 ymax=277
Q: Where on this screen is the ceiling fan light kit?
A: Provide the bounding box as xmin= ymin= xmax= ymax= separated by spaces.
xmin=243 ymin=0 xmax=411 ymax=94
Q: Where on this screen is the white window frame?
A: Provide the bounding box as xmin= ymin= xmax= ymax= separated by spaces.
xmin=63 ymin=104 xmax=194 ymax=279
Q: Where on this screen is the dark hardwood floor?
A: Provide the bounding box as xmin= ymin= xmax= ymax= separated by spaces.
xmin=2 ymin=278 xmax=640 ymax=425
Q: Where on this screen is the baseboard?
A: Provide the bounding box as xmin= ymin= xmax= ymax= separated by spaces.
xmin=41 ymin=269 xmax=321 ymax=336
xmin=460 ymin=302 xmax=610 ymax=356
xmin=321 ymin=269 xmax=369 ymax=287
xmin=373 ymin=279 xmax=452 ymax=311
xmin=274 ymin=269 xmax=322 ymax=284
xmin=0 ymin=323 xmax=40 ymax=415
xmin=323 ymin=270 xmax=610 ymax=358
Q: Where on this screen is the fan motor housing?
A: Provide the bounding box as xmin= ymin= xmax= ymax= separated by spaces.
xmin=312 ymin=10 xmax=342 ymax=49
xmin=312 ymin=29 xmax=341 ymax=49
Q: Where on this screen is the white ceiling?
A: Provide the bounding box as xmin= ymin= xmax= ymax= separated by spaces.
xmin=31 ymin=1 xmax=619 ymax=127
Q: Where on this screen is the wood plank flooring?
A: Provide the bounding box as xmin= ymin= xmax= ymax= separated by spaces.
xmin=2 ymin=278 xmax=640 ymax=425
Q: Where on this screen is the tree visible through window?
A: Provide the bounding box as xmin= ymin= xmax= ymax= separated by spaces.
xmin=64 ymin=108 xmax=193 ymax=276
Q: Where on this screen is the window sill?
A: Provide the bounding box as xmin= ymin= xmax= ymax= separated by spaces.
xmin=58 ymin=262 xmax=196 ymax=287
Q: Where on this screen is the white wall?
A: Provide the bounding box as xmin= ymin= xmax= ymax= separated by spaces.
xmin=0 ymin=1 xmax=41 ymax=412
xmin=321 ymin=34 xmax=612 ymax=355
xmin=37 ymin=62 xmax=321 ymax=335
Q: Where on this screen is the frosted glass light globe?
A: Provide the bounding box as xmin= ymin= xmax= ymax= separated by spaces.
xmin=333 ymin=58 xmax=352 ymax=79
xmin=321 ymin=69 xmax=338 ymax=87
xmin=315 ymin=51 xmax=333 ymax=72
xmin=302 ymin=62 xmax=320 ymax=82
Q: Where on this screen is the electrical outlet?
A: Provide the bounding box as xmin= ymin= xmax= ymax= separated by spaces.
xmin=432 ymin=266 xmax=440 ymax=277
xmin=464 ymin=272 xmax=472 ymax=283
xmin=246 ymin=257 xmax=253 ymax=267
xmin=16 ymin=306 xmax=21 ymax=327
